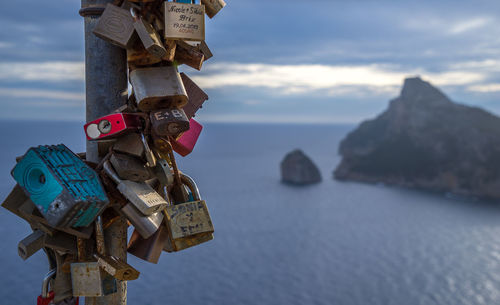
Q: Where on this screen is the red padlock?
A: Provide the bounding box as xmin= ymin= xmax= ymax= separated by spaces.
xmin=37 ymin=269 xmax=55 ymax=305
xmin=84 ymin=113 xmax=143 ymax=141
xmin=171 ymin=118 xmax=203 ymax=157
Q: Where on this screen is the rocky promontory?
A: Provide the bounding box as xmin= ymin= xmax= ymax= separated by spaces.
xmin=281 ymin=150 xmax=322 ymax=185
xmin=334 ymin=77 xmax=500 ymax=199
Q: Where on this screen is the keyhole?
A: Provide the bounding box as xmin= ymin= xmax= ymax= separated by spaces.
xmin=39 ymin=174 xmax=46 ymax=184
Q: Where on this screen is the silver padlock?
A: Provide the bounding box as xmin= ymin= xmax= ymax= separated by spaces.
xmin=127 ymin=225 xmax=168 ymax=264
xmin=110 ymin=153 xmax=151 ymax=182
xmin=18 ymin=230 xmax=45 ymax=260
xmin=121 ymin=203 xmax=164 ymax=239
xmin=130 ymin=66 xmax=188 ymax=112
xmin=103 ymin=161 xmax=167 ymax=215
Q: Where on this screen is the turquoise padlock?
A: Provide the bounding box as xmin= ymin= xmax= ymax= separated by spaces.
xmin=12 ymin=144 xmax=109 ymax=228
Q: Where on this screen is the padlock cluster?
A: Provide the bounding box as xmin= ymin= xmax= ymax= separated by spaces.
xmin=1 ymin=0 xmax=224 ymax=303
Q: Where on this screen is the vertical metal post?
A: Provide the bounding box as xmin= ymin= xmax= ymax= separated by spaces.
xmin=80 ymin=1 xmax=128 ymax=304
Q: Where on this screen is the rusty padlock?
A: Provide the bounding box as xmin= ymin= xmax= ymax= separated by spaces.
xmin=201 ymin=0 xmax=226 ymax=18
xmin=70 ymin=237 xmax=117 ymax=297
xmin=94 ymin=216 xmax=140 ymax=281
xmin=163 ymin=173 xmax=214 ymax=252
xmin=175 ymin=40 xmax=204 ymax=71
xmin=129 ymin=66 xmax=188 ymax=112
xmin=131 ymin=8 xmax=167 ymax=59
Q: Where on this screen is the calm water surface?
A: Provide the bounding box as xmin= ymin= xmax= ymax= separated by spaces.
xmin=0 ymin=121 xmax=499 ymax=305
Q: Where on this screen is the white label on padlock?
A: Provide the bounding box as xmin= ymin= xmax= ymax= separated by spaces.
xmin=86 ymin=124 xmax=101 ymax=139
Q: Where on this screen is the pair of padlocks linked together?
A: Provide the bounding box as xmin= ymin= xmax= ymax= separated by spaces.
xmin=2 ymin=0 xmax=224 ymax=302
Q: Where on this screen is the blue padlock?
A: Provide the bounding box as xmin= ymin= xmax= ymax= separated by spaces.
xmin=12 ymin=144 xmax=109 ymax=228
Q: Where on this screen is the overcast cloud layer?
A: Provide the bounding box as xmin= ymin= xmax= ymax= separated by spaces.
xmin=0 ymin=0 xmax=499 ymax=123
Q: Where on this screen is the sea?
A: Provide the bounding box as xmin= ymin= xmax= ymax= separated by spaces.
xmin=1 ymin=121 xmax=500 ymax=305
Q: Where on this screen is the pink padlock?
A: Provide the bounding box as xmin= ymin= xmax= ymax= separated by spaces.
xmin=171 ymin=118 xmax=203 ymax=157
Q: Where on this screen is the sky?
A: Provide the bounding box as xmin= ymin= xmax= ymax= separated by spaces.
xmin=0 ymin=0 xmax=499 ymax=124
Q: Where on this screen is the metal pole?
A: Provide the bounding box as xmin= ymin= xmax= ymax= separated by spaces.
xmin=80 ymin=1 xmax=129 ymax=304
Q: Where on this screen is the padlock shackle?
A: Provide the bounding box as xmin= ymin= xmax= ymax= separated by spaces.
xmin=180 ymin=173 xmax=201 ymax=201
xmin=42 ymin=269 xmax=56 ymax=298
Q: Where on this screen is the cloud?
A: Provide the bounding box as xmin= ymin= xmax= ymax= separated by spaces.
xmin=0 ymin=61 xmax=84 ymax=82
xmin=449 ymin=17 xmax=491 ymax=35
xmin=467 ymin=84 xmax=500 ymax=93
xmin=404 ymin=16 xmax=493 ymax=36
xmin=0 ymin=88 xmax=84 ymax=101
xmin=193 ymin=62 xmax=487 ymax=96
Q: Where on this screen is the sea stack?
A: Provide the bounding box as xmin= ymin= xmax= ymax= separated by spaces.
xmin=281 ymin=150 xmax=322 ymax=185
xmin=334 ymin=77 xmax=500 ymax=199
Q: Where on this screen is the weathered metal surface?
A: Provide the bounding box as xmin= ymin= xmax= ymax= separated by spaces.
xmin=134 ymin=17 xmax=167 ymax=58
xmin=130 ymin=66 xmax=188 ymax=111
xmin=53 ymin=252 xmax=74 ymax=303
xmin=1 ymin=184 xmax=32 ymax=221
xmin=120 ymin=203 xmax=164 ymax=239
xmin=165 ymin=200 xmax=214 ymax=239
xmin=127 ymin=226 xmax=167 ymax=264
xmin=11 ymin=144 xmax=109 ymax=228
xmin=175 ymin=40 xmax=204 ymax=70
xmin=95 ymin=254 xmax=140 ymax=281
xmin=127 ymin=43 xmax=163 ymax=67
xmin=93 ymin=4 xmax=136 ymax=49
xmin=43 ymin=231 xmax=78 ymax=255
xmin=71 ymin=262 xmax=117 ymax=297
xmin=153 ymin=159 xmax=174 ymax=187
xmin=150 ymin=108 xmax=190 ymax=136
xmin=112 ymin=133 xmax=144 ymax=158
xmin=104 ymin=161 xmax=167 ymax=215
xmin=198 ymin=40 xmax=213 ymax=60
xmin=201 ymin=0 xmax=226 ymax=18
xmin=18 ymin=230 xmax=45 ymax=260
xmin=110 ymin=153 xmax=151 ymax=182
xmin=164 ymin=231 xmax=213 ymax=252
xmin=82 ymin=0 xmax=128 ymax=302
xmin=164 ymin=2 xmax=205 ymax=41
